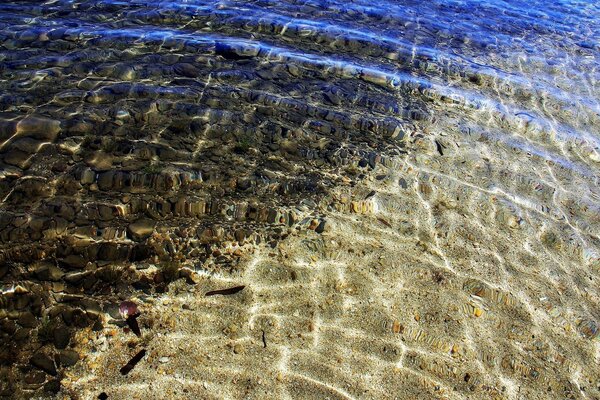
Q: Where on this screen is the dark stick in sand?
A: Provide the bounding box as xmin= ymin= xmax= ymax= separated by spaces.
xmin=377 ymin=217 xmax=392 ymax=228
xmin=119 ymin=349 xmax=146 ymax=375
xmin=205 ymin=285 xmax=246 ymax=296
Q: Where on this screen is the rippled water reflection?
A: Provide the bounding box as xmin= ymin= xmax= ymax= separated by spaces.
xmin=0 ymin=0 xmax=598 ymax=398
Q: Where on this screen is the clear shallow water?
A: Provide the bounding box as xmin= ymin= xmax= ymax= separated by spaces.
xmin=0 ymin=1 xmax=599 ymax=399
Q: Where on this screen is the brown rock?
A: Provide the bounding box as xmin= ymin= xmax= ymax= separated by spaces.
xmin=58 ymin=350 xmax=79 ymax=367
xmin=61 ymin=254 xmax=87 ymax=269
xmin=11 ymin=137 xmax=46 ymax=154
xmin=24 ymin=370 xmax=46 ymax=386
xmin=85 ymin=151 xmax=113 ymax=171
xmin=3 ymin=150 xmax=31 ymax=169
xmin=30 ymin=352 xmax=57 ymax=376
xmin=80 ymin=168 xmax=96 ymax=185
xmin=17 ymin=312 xmax=37 ymax=328
xmin=16 ymin=116 xmax=61 ymax=141
xmin=0 ymin=118 xmax=17 ymax=141
xmin=52 ymin=325 xmax=71 ymax=349
xmin=128 ymin=219 xmax=156 ymax=240
xmin=35 ymin=263 xmax=64 ymax=281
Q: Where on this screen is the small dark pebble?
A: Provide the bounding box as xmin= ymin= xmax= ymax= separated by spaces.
xmin=1 ymin=319 xmax=17 ymax=334
xmin=58 ymin=350 xmax=79 ymax=367
xmin=44 ymin=379 xmax=61 ymax=394
xmin=92 ymin=319 xmax=104 ymax=331
xmin=153 ymin=272 xmax=164 ymax=284
xmin=30 ymin=352 xmax=57 ymax=376
xmin=530 ymin=369 xmax=539 ymax=379
xmin=368 ymin=153 xmax=379 ymax=169
xmin=215 ymin=42 xmax=256 ymax=60
xmin=0 ymin=265 xmax=8 ymax=280
xmin=71 ymin=309 xmax=91 ymax=328
xmin=14 ymin=328 xmax=32 ymax=342
xmin=435 ymin=140 xmax=445 ymax=156
xmin=98 ymin=392 xmax=108 ymax=400
xmin=236 ymin=178 xmax=252 ymax=191
xmin=205 ymin=285 xmax=245 ymax=296
xmin=365 ymin=190 xmax=376 ymax=199
xmin=17 ymin=312 xmax=37 ymax=328
xmin=53 ymin=325 xmax=71 ymax=349
xmin=24 ymin=371 xmax=46 ymax=385
xmin=579 ymin=40 xmax=595 ymax=49
xmin=399 ymin=178 xmax=408 ymax=189
xmin=315 ymin=220 xmax=326 ymax=234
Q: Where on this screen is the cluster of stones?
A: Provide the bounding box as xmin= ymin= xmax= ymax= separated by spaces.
xmin=0 ymin=1 xmax=430 ymax=396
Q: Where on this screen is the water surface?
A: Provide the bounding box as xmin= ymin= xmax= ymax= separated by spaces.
xmin=0 ymin=1 xmax=599 ymax=399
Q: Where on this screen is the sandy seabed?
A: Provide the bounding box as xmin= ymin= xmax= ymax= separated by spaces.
xmin=1 ymin=2 xmax=598 ymax=399
xmin=62 ymin=125 xmax=600 ymax=400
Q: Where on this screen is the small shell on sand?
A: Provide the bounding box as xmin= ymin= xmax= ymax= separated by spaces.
xmin=119 ymin=301 xmax=138 ymax=318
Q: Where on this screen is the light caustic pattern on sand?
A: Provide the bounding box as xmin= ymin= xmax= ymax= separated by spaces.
xmin=0 ymin=0 xmax=599 ymax=398
xmin=69 ymin=122 xmax=599 ymax=399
